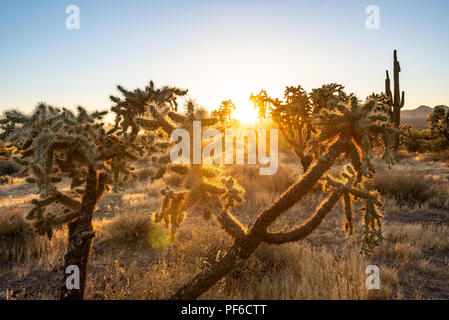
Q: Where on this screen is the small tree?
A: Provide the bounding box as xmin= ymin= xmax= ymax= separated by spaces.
xmin=0 ymin=81 xmax=187 ymax=300
xmin=428 ymin=105 xmax=449 ymax=142
xmin=170 ymin=92 xmax=395 ymax=300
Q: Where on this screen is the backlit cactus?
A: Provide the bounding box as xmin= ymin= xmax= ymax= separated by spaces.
xmin=211 ymin=100 xmax=238 ymax=127
xmin=171 ymin=89 xmax=394 ymax=300
xmin=138 ymin=99 xmax=245 ymax=237
xmin=0 ymin=82 xmax=187 ymax=300
xmin=250 ymin=83 xmax=347 ymax=171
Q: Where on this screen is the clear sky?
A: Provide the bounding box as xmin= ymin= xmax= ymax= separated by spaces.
xmin=0 ymin=0 xmax=448 ymax=116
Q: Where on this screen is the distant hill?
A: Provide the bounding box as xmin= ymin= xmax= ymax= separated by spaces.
xmin=401 ymin=105 xmax=435 ymax=129
xmin=402 ymin=105 xmax=433 ymax=118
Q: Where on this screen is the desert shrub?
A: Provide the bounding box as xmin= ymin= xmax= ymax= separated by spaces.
xmin=391 ymin=150 xmax=412 ymax=162
xmin=0 ymin=175 xmax=13 ymax=185
xmin=372 ymin=170 xmax=433 ymax=204
xmin=0 ymin=212 xmax=33 ymax=262
xmin=227 ymin=163 xmax=295 ymax=197
xmin=0 ymin=160 xmax=19 ymax=176
xmin=136 ymin=167 xmax=154 ymax=181
xmin=404 ymin=127 xmax=449 ymax=153
xmin=404 ymin=137 xmax=429 ymax=153
xmin=209 ymin=243 xmax=392 ymax=300
xmin=416 ymin=149 xmax=449 ymax=162
xmin=0 ymin=211 xmax=65 ymax=263
xmin=403 ymin=128 xmax=431 ymax=153
xmin=428 ymin=105 xmax=449 ymax=142
xmin=101 ymin=213 xmax=171 ymax=249
xmin=428 ymin=136 xmax=449 ymax=151
xmin=164 ymin=172 xmax=184 ymax=188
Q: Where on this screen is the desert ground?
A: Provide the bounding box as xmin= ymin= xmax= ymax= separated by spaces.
xmin=1 ymin=147 xmax=448 ymax=300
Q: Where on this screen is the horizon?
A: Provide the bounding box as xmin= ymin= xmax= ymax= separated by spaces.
xmin=1 ymin=0 xmax=448 ymax=115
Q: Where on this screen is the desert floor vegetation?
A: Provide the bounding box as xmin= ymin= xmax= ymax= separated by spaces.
xmin=1 ymin=147 xmax=448 ymax=300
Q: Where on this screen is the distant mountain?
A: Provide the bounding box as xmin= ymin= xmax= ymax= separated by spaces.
xmin=401 ymin=105 xmax=433 ymax=119
xmin=401 ymin=105 xmax=443 ymax=130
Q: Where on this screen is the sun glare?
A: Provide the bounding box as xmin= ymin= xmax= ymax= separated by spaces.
xmin=232 ymin=102 xmax=259 ymax=124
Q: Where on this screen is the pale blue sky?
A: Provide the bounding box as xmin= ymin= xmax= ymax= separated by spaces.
xmin=0 ymin=0 xmax=448 ymax=115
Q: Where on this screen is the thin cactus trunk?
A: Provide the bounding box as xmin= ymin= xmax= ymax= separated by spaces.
xmin=169 ymin=136 xmax=346 ymax=300
xmin=60 ymin=168 xmax=107 ymax=300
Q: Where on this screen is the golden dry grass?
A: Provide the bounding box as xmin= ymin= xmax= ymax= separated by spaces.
xmin=1 ymin=149 xmax=449 ymax=300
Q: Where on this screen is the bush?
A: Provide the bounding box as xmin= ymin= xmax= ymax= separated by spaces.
xmin=372 ymin=170 xmax=433 ymax=204
xmin=0 ymin=175 xmax=13 ymax=185
xmin=0 ymin=212 xmax=33 ymax=262
xmin=0 ymin=160 xmax=19 ymax=177
xmin=404 ymin=128 xmax=449 ymax=153
xmin=136 ymin=168 xmax=154 ymax=181
xmin=0 ymin=211 xmax=66 ymax=263
xmin=101 ymin=213 xmax=172 ymax=249
xmin=416 ymin=150 xmax=449 ymax=162
xmin=391 ymin=150 xmax=412 ymax=162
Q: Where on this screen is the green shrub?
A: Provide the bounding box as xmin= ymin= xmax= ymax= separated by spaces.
xmin=404 ymin=128 xmax=449 ymax=153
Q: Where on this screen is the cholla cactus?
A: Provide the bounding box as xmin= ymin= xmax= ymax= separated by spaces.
xmin=211 ymin=100 xmax=238 ymax=127
xmin=250 ymin=83 xmax=346 ymax=171
xmin=171 ymin=90 xmax=394 ymax=300
xmin=0 ymin=81 xmax=187 ymax=300
xmin=138 ymin=99 xmax=245 ymax=237
xmin=428 ymin=105 xmax=449 ymax=141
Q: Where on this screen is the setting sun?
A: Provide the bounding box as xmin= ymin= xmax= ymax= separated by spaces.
xmin=232 ymin=102 xmax=259 ymax=124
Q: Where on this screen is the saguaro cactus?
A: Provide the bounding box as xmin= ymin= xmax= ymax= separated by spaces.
xmin=170 ymin=93 xmax=394 ymax=300
xmin=384 ymin=50 xmax=405 ymax=149
xmin=0 ymin=81 xmax=187 ymax=300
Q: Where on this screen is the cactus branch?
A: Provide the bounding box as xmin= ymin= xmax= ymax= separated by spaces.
xmin=261 ymin=189 xmax=343 ymax=244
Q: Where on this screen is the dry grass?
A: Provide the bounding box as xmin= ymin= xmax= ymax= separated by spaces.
xmin=205 ymin=243 xmax=386 ymax=300
xmin=0 ymin=210 xmax=66 ymax=264
xmin=1 ymin=149 xmax=449 ymax=300
xmin=415 ymin=149 xmax=449 ymax=163
xmin=99 ymin=212 xmax=172 ymax=249
xmin=372 ymin=170 xmax=434 ymax=204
